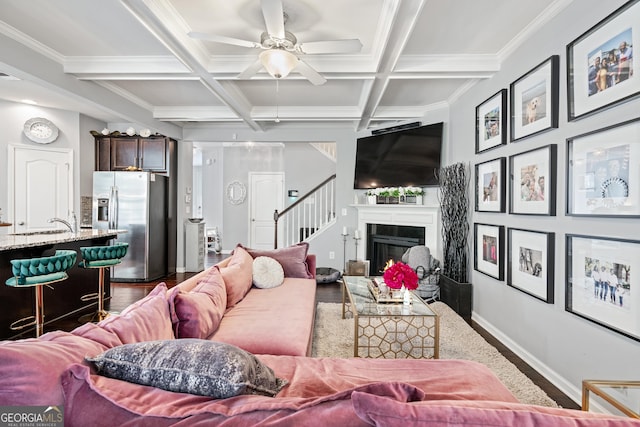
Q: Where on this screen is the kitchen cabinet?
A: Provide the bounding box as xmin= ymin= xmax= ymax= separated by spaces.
xmin=95 ymin=135 xmax=175 ymax=174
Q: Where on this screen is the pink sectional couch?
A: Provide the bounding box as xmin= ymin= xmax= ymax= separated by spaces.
xmin=1 ymin=244 xmax=639 ymax=426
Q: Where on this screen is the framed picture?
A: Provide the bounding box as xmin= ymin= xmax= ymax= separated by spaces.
xmin=476 ymin=89 xmax=508 ymax=153
xmin=567 ymin=0 xmax=640 ymax=121
xmin=566 ymin=234 xmax=638 ymax=341
xmin=474 ymin=223 xmax=505 ymax=280
xmin=507 ymin=228 xmax=555 ymax=303
xmin=475 ymin=157 xmax=506 ymax=212
xmin=509 ymin=144 xmax=557 ymax=215
xmin=567 ymin=118 xmax=640 ymax=217
xmin=510 ymin=55 xmax=559 ymax=142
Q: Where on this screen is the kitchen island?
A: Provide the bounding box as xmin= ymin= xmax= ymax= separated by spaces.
xmin=0 ymin=229 xmax=124 ymax=340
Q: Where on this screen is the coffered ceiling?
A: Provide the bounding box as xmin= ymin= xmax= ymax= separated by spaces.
xmin=0 ymin=0 xmax=570 ymax=133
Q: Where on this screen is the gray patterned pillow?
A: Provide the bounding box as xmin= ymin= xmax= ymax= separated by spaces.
xmin=87 ymin=339 xmax=287 ymax=399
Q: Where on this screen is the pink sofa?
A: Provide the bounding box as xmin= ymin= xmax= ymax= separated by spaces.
xmin=1 ymin=245 xmax=639 ymax=426
xmin=168 ymin=244 xmax=318 ymax=356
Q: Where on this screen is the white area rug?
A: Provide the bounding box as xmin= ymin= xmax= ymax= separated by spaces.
xmin=311 ymin=301 xmax=558 ymax=407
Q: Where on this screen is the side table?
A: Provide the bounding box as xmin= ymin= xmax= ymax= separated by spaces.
xmin=582 ymin=379 xmax=640 ymax=419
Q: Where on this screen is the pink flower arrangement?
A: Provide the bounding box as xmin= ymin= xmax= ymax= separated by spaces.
xmin=382 ymin=261 xmax=419 ymax=290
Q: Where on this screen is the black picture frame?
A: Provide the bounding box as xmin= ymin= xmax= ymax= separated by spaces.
xmin=510 ymin=55 xmax=559 ymax=142
xmin=507 ymin=228 xmax=555 ymax=303
xmin=476 ymin=89 xmax=508 ymax=153
xmin=509 ymin=144 xmax=557 ymax=215
xmin=567 ymin=0 xmax=640 ymax=121
xmin=566 ymin=234 xmax=638 ymax=341
xmin=475 ymin=157 xmax=506 ymax=213
xmin=474 ymin=223 xmax=505 ymax=280
xmin=566 ymin=117 xmax=640 ymax=217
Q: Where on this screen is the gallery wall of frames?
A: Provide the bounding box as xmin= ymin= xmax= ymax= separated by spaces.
xmin=472 ymin=0 xmax=640 ymax=342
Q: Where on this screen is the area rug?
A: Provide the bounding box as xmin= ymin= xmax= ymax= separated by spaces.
xmin=311 ymin=301 xmax=558 ymax=408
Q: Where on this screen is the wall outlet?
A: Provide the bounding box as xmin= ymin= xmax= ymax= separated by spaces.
xmin=341 ymin=208 xmax=347 ymax=216
xmin=329 ymin=251 xmax=335 ymax=259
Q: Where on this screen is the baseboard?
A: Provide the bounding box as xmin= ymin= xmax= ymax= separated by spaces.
xmin=472 ymin=311 xmax=585 ymax=408
xmin=176 ymin=267 xmax=186 ymax=273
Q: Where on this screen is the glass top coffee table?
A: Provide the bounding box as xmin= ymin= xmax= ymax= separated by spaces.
xmin=582 ymin=380 xmax=640 ymax=418
xmin=341 ymin=276 xmax=439 ymax=358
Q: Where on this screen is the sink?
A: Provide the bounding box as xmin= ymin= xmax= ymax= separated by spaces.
xmin=11 ymin=230 xmax=69 ymax=236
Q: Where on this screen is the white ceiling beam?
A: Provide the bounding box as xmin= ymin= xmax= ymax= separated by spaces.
xmin=357 ymin=0 xmax=427 ymax=131
xmin=120 ymin=0 xmax=263 ymax=131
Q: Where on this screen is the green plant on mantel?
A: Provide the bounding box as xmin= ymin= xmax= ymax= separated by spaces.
xmin=366 ymin=186 xmax=424 ymax=197
xmin=437 ymin=162 xmax=470 ymax=283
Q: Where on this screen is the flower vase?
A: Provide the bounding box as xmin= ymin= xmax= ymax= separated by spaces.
xmin=367 ymin=195 xmax=377 ymax=205
xmin=403 ymin=285 xmax=412 ymax=305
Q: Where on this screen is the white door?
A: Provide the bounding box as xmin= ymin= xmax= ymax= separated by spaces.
xmin=8 ymin=145 xmax=74 ymax=233
xmin=249 ymin=172 xmax=284 ymax=249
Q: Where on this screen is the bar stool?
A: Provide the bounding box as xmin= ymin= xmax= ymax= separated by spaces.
xmin=5 ymin=250 xmax=77 ymax=337
xmin=79 ymin=242 xmax=128 ymax=322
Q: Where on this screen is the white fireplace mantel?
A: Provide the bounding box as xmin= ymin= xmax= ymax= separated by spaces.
xmin=351 ymin=204 xmax=441 ymax=261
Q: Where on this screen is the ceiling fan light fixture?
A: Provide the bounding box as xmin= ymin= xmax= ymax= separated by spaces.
xmin=260 ymin=49 xmax=298 ymax=79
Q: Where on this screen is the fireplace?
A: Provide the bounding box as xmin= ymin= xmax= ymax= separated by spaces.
xmin=367 ymin=224 xmax=425 ymax=275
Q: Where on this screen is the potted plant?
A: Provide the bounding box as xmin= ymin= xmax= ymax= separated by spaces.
xmin=437 ymin=162 xmax=472 ymax=321
xmin=400 ymin=186 xmax=424 ymax=204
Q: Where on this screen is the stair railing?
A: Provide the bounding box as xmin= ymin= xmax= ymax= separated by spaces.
xmin=273 ymin=174 xmax=336 ymax=248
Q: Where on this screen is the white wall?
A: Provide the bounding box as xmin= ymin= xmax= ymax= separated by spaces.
xmin=448 ymin=0 xmax=640 ymax=404
xmin=0 ymin=100 xmax=95 ymax=223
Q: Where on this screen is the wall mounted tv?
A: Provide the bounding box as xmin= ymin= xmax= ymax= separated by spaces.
xmin=353 ymin=122 xmax=444 ymax=189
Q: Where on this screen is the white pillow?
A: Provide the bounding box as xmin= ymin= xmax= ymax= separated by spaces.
xmin=252 ymin=256 xmax=285 ymax=289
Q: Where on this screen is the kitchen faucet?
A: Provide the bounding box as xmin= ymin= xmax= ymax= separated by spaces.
xmin=48 ymin=212 xmax=77 ymax=233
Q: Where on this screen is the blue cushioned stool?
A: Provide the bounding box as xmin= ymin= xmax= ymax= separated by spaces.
xmin=79 ymin=243 xmax=128 ymax=322
xmin=5 ymin=250 xmax=77 ymax=337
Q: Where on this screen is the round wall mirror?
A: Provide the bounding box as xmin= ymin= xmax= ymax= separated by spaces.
xmin=226 ymin=180 xmax=247 ymax=205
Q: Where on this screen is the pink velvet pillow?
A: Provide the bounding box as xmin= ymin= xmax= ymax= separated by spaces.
xmin=0 ymin=331 xmax=108 ymax=406
xmin=241 ymin=242 xmax=313 ymax=279
xmin=351 ymin=392 xmax=640 ymax=427
xmin=168 ymin=266 xmax=227 ymax=338
xmin=98 ymin=282 xmax=174 ymax=343
xmin=219 ymin=246 xmax=254 ymax=308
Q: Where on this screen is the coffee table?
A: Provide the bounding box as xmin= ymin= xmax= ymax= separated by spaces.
xmin=582 ymin=380 xmax=640 ymax=418
xmin=341 ymin=276 xmax=439 ymax=358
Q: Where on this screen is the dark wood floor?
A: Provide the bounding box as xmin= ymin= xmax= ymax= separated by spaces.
xmin=78 ymin=251 xmax=579 ymax=409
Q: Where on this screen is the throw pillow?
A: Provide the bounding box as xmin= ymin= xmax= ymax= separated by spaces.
xmin=241 ymin=242 xmax=313 ymax=279
xmin=252 ymin=256 xmax=285 ymax=289
xmin=219 ymin=246 xmax=254 ymax=308
xmin=98 ymin=282 xmax=174 ymax=344
xmin=86 ymin=339 xmax=287 ymax=399
xmin=168 ymin=266 xmax=227 ymax=339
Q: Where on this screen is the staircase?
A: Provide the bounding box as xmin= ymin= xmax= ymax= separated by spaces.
xmin=310 ymin=142 xmax=336 ymax=162
xmin=274 ymin=174 xmax=336 ymax=248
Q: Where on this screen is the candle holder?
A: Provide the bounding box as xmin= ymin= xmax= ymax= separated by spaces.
xmin=341 ymin=231 xmax=349 ymax=274
xmin=353 ymin=234 xmax=361 ymax=260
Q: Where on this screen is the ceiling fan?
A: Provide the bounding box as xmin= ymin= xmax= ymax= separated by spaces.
xmin=188 ymin=0 xmax=362 ymax=85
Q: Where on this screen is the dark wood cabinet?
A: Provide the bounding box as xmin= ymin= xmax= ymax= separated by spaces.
xmin=95 ymin=135 xmax=174 ymax=174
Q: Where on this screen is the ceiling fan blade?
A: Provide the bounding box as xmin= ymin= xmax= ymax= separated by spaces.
xmin=261 ymin=0 xmax=285 ymax=39
xmin=237 ymin=59 xmax=264 ymax=80
xmin=298 ymin=39 xmax=363 ymax=54
xmin=188 ymin=32 xmax=259 ymax=49
xmin=295 ymin=59 xmax=327 ymax=86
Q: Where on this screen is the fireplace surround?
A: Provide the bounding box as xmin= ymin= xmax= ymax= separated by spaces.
xmin=353 ymin=204 xmax=440 ymax=270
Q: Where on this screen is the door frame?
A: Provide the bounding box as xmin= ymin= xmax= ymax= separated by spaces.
xmin=248 ymin=171 xmax=284 ymax=248
xmin=7 ymin=144 xmax=74 ymax=232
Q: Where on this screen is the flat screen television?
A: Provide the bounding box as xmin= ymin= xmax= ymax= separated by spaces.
xmin=353 ymin=122 xmax=443 ymax=189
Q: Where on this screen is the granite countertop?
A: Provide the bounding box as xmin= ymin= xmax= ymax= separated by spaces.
xmin=0 ymin=229 xmax=126 ymax=252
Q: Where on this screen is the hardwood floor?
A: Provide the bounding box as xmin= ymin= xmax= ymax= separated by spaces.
xmin=82 ymin=251 xmax=580 ymax=409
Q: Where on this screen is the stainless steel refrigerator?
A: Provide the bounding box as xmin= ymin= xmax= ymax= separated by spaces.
xmin=93 ymin=171 xmax=167 ymax=282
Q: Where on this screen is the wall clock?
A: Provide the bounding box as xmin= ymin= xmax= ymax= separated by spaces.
xmin=23 ymin=117 xmax=59 ymax=144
